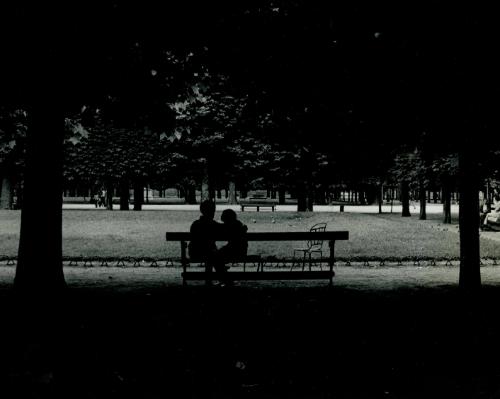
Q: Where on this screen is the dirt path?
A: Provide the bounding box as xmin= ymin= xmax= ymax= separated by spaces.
xmin=3 ymin=265 xmax=500 ymax=291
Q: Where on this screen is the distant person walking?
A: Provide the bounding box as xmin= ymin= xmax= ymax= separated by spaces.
xmin=99 ymin=189 xmax=106 ymax=208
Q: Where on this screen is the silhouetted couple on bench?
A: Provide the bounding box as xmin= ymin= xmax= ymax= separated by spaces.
xmin=188 ymin=200 xmax=248 ymax=286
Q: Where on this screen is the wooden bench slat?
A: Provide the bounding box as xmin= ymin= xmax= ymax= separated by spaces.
xmin=166 ymin=231 xmax=349 ymax=241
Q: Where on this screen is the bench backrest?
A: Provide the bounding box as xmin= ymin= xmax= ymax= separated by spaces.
xmin=166 ymin=231 xmax=349 ymax=241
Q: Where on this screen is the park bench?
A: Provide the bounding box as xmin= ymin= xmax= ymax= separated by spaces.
xmin=240 ymin=192 xmax=277 ymax=211
xmin=165 ymin=231 xmax=349 ymax=286
xmin=239 ymin=200 xmax=278 ymax=212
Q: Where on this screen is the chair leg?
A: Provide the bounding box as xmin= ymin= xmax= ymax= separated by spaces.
xmin=308 ymin=252 xmax=312 ymax=271
xmin=302 ymin=252 xmax=307 ymax=271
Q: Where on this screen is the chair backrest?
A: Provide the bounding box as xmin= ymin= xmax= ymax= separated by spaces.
xmin=308 ymin=222 xmax=327 ymax=249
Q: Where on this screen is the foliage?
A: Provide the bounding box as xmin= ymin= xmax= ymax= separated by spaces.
xmin=0 ymin=107 xmax=28 ymax=177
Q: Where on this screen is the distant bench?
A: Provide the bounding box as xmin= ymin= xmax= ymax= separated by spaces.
xmin=240 ymin=201 xmax=278 ymax=212
xmin=165 ymin=231 xmax=349 ymax=286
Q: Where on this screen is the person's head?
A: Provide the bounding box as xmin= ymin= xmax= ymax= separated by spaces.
xmin=200 ymin=200 xmax=216 ymax=219
xmin=221 ymin=208 xmax=237 ymax=224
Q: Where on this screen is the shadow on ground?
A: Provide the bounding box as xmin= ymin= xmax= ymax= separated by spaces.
xmin=1 ymin=284 xmax=499 ymax=398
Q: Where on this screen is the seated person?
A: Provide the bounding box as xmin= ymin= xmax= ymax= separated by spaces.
xmin=217 ymin=209 xmax=248 ymax=265
xmin=483 ymin=194 xmax=500 ymax=229
xmin=188 ymin=200 xmax=220 ymax=263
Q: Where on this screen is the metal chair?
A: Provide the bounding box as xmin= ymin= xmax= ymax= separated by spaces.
xmin=291 ymin=222 xmax=327 ymax=271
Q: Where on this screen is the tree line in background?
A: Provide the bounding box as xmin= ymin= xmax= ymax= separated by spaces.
xmin=1 ymin=96 xmax=498 ymax=221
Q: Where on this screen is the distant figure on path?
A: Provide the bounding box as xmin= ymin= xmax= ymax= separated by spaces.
xmin=99 ymin=189 xmax=106 ymax=208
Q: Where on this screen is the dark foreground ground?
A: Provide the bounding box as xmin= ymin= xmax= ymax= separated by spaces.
xmin=1 ymin=283 xmax=500 ymax=399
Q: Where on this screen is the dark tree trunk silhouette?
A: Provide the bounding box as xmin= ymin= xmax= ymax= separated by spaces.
xmin=15 ymin=105 xmax=66 ymax=292
xmin=105 ymin=182 xmax=114 ymax=210
xmin=185 ymin=184 xmax=197 ymax=204
xmin=201 ymin=167 xmax=210 ymax=201
xmin=306 ymin=182 xmax=314 ymax=212
xmin=133 ymin=180 xmax=143 ymax=211
xmin=378 ymin=184 xmax=383 ymax=214
xmin=119 ymin=180 xmax=130 ymax=210
xmin=419 ymin=181 xmax=427 ymax=220
xmin=442 ymin=182 xmax=452 ymax=224
xmin=278 ymin=187 xmax=286 ymax=205
xmin=359 ymin=189 xmax=367 ymax=205
xmin=0 ymin=175 xmax=14 ymax=209
xmin=401 ymin=181 xmax=411 ymax=217
xmin=458 ymin=148 xmax=481 ymax=291
xmin=227 ymin=181 xmax=237 ymax=204
xmin=297 ymin=181 xmax=307 ymax=212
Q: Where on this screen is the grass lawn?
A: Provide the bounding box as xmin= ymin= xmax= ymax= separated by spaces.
xmin=1 ymin=209 xmax=500 ymax=260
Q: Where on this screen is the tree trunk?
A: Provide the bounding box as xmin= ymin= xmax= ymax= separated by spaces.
xmin=119 ymin=180 xmax=130 ymax=210
xmin=297 ymin=182 xmax=307 ymax=212
xmin=15 ymin=104 xmax=66 ymax=292
xmin=443 ymin=184 xmax=452 ymax=224
xmin=360 ymin=190 xmax=365 ymax=204
xmin=185 ymin=184 xmax=197 ymax=204
xmin=227 ymin=181 xmax=237 ymax=204
xmin=306 ymin=188 xmax=314 ymax=212
xmin=401 ymin=181 xmax=411 ymax=217
xmin=133 ymin=180 xmax=143 ymax=211
xmin=0 ymin=176 xmax=14 ymax=209
xmin=105 ymin=182 xmax=114 ymax=210
xmin=278 ymin=188 xmax=286 ymax=205
xmin=378 ymin=184 xmax=383 ymax=214
xmin=419 ymin=181 xmax=427 ymax=220
xmin=201 ymin=167 xmax=210 ymax=201
xmin=315 ymin=187 xmax=326 ymax=205
xmin=458 ymin=148 xmax=481 ymax=291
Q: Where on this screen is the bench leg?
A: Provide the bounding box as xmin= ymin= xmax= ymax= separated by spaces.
xmin=258 ymin=259 xmax=264 ymax=272
xmin=329 ymin=240 xmax=335 ymax=286
xmin=205 ymin=263 xmax=212 ymax=286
